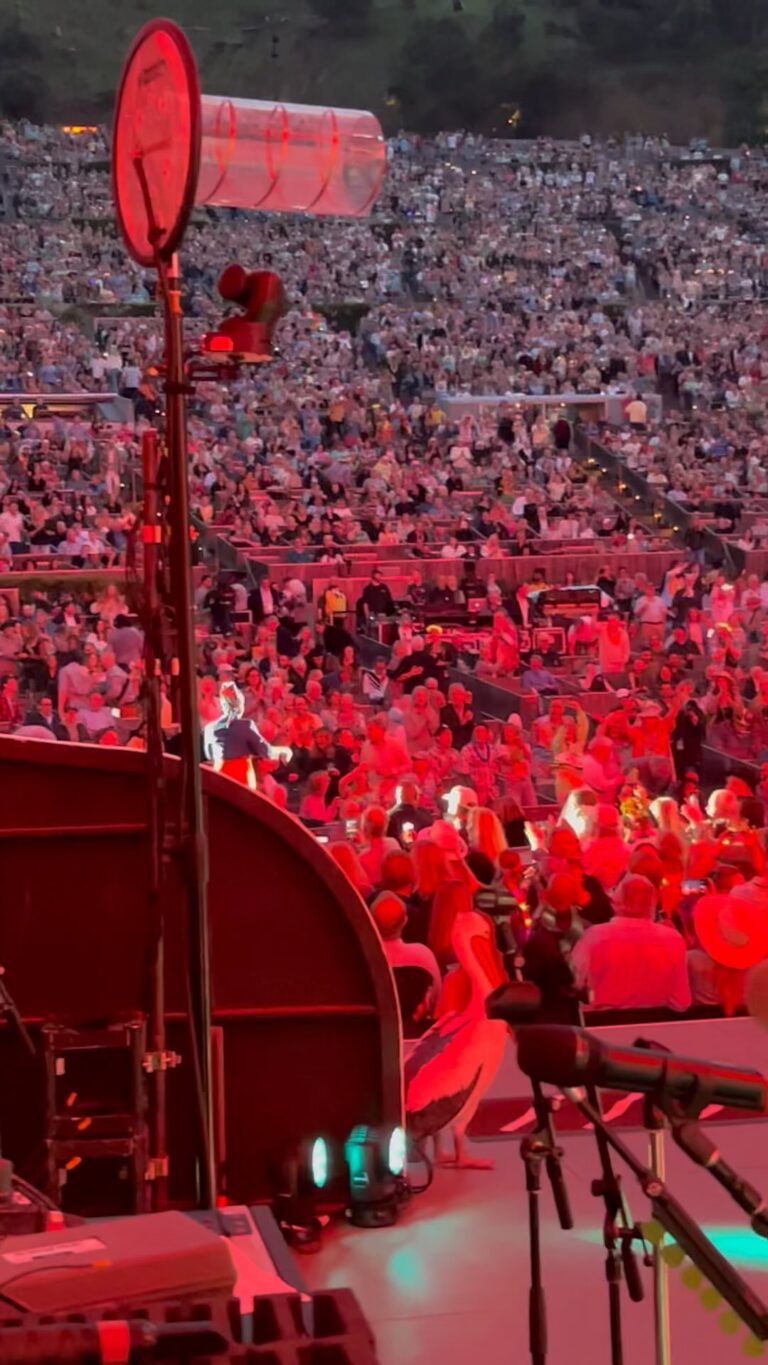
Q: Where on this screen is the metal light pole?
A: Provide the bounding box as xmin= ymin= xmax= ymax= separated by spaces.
xmin=140 ymin=427 xmax=169 ymax=1211
xmin=160 ymin=251 xmax=215 ymax=1208
xmin=112 ymin=16 xmax=385 ymax=1210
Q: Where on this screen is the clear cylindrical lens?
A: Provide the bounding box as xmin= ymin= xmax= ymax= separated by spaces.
xmin=197 ymin=95 xmax=385 ymax=217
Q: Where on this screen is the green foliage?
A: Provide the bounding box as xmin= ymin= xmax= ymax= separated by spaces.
xmin=710 ymin=0 xmax=768 ymax=46
xmin=306 ymin=0 xmax=375 ymax=31
xmin=0 ymin=20 xmax=43 ymax=65
xmin=485 ymin=0 xmax=527 ymax=44
xmin=0 ymin=19 xmax=50 ymax=120
xmin=576 ymin=0 xmax=715 ymax=62
xmin=514 ymin=62 xmax=596 ymax=134
xmin=0 ymin=0 xmax=767 ymax=145
xmin=0 ymin=69 xmax=49 ymax=121
xmin=391 ymin=18 xmax=485 ymax=131
xmin=723 ymin=52 xmax=768 ymax=144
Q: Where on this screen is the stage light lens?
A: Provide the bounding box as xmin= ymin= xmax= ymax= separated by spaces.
xmin=206 ymin=334 xmax=235 ymax=353
xmin=388 ymin=1126 xmax=406 ymax=1176
xmin=311 ymin=1136 xmax=329 ymax=1189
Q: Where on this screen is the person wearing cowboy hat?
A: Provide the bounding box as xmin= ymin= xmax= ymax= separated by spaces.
xmin=689 ymin=893 xmax=768 ymax=1015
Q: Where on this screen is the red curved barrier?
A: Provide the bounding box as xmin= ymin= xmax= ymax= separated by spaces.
xmin=0 ymin=736 xmax=402 ymax=1204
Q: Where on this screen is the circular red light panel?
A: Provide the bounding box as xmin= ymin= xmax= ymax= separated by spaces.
xmin=113 ymin=19 xmax=201 ymax=267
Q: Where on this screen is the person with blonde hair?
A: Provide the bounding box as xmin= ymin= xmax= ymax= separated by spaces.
xmin=327 ymin=841 xmax=373 ymax=899
xmin=466 ymin=806 xmax=508 ymax=866
xmin=404 ymin=839 xmax=454 ymax=944
xmin=299 ymin=770 xmax=338 ymax=824
xmin=358 ymin=805 xmax=399 ymax=887
xmin=651 ymin=795 xmax=689 ymax=849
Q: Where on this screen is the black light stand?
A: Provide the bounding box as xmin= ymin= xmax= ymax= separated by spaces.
xmin=131 ymin=154 xmax=215 ymax=1210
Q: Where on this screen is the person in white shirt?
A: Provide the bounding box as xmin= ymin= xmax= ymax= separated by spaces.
xmin=120 ymin=360 xmax=141 ymax=395
xmin=571 ymin=874 xmax=691 ymax=1012
xmin=0 ymin=502 xmax=24 ymax=543
xmin=634 ymin=584 xmax=668 ymax=643
xmin=371 ymin=892 xmax=442 ymax=1015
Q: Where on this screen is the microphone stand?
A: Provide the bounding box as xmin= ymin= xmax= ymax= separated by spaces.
xmin=567 ymin=1087 xmax=768 ymax=1344
xmin=519 ymin=1081 xmax=574 ymax=1365
xmin=494 ymin=960 xmax=574 ymax=1365
xmin=584 ymin=1082 xmax=645 ymax=1365
xmin=520 ymin=1126 xmax=548 ymax=1365
xmin=660 ymin=1096 xmax=768 ymax=1240
xmin=643 ymin=1099 xmax=672 ymax=1365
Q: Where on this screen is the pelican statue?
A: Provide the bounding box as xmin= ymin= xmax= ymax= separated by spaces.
xmin=405 ymin=894 xmax=509 ymax=1170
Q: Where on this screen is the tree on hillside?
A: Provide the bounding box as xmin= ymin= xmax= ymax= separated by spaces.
xmin=710 ymin=0 xmax=768 ymax=47
xmin=391 ymin=18 xmax=486 ymax=131
xmin=0 ymin=19 xmax=43 ymax=64
xmin=576 ymin=0 xmax=714 ymax=62
xmin=724 ymin=53 xmax=768 ymax=144
xmin=0 ymin=20 xmax=50 ymax=121
xmin=306 ymin=0 xmax=375 ymax=31
xmin=484 ymin=0 xmax=526 ymax=45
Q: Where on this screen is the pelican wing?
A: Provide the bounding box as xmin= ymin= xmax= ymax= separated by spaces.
xmin=408 ymin=1065 xmax=483 ymax=1142
xmin=406 ymin=1016 xmax=491 ymax=1140
xmin=403 ymin=1013 xmax=467 ymax=1091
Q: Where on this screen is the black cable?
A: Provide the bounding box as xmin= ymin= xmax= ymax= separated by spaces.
xmin=407 ymin=1138 xmax=434 ymax=1196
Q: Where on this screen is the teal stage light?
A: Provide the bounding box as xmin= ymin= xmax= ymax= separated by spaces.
xmin=345 ymin=1125 xmax=408 ymax=1228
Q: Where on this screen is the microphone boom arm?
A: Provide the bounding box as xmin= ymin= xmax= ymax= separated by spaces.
xmin=566 ymin=1089 xmax=768 ymax=1342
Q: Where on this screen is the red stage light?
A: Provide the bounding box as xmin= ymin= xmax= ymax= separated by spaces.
xmin=202 ymin=265 xmax=287 ymax=362
xmin=204 ymin=334 xmax=235 ymax=353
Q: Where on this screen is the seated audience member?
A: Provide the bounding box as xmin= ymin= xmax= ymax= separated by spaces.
xmin=371 ymin=892 xmax=442 ymax=1015
xmin=358 ymin=805 xmax=400 ymax=887
xmin=299 ymin=770 xmax=338 ymax=823
xmin=76 ymin=689 xmax=118 ymax=740
xmin=570 ymin=874 xmax=692 ymax=1011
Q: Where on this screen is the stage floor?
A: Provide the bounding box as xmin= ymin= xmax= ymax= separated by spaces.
xmin=306 ymin=1118 xmax=768 ymax=1365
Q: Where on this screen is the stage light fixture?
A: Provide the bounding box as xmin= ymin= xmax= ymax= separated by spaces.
xmin=273 ymin=1134 xmax=333 ymax=1251
xmin=310 ymin=1135 xmax=330 ymax=1190
xmin=201 ymin=264 xmax=287 ymax=363
xmin=344 ymin=1125 xmax=407 ymax=1228
xmin=388 ymin=1125 xmax=407 ymax=1177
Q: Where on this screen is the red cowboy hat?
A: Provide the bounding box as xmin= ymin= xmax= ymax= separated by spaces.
xmin=694 ymin=894 xmax=768 ymax=971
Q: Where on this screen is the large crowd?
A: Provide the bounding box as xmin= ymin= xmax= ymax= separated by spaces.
xmin=4 ymin=120 xmax=768 ymax=1021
